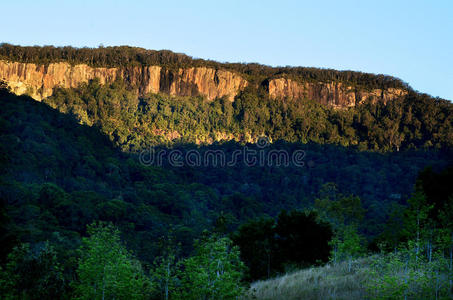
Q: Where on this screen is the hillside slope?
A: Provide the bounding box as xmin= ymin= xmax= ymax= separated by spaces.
xmin=0 ymin=88 xmax=451 ymax=263
xmin=246 ymin=258 xmax=373 ymax=300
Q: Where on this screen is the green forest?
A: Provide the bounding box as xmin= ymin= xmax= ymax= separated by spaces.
xmin=0 ymin=46 xmax=452 ymax=299
xmin=41 ymin=79 xmax=452 ymax=152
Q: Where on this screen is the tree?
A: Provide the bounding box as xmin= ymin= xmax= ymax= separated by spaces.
xmin=275 ymin=210 xmax=333 ymax=269
xmin=377 ymin=202 xmax=406 ymax=252
xmin=233 ymin=217 xmax=276 ymax=280
xmin=314 ymin=184 xmax=366 ymax=264
xmin=176 ymin=233 xmax=245 ymax=300
xmin=314 ymin=183 xmax=365 ymax=229
xmin=0 ymin=200 xmax=17 ymax=264
xmin=151 ymin=230 xmax=180 ymax=300
xmin=0 ymin=242 xmax=66 ymax=299
xmin=73 ymin=222 xmax=151 ymax=300
xmin=152 ymin=253 xmax=178 ymax=300
xmin=333 ymin=224 xmax=365 ymax=271
xmin=437 ymin=196 xmax=453 ymax=292
xmin=403 ymin=189 xmax=433 ymax=261
xmin=367 ymin=248 xmax=452 ymax=300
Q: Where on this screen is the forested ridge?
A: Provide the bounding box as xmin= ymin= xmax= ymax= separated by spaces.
xmin=0 ymin=45 xmax=452 ymax=298
xmin=0 ymin=43 xmax=410 ymax=89
xmin=0 ymin=83 xmax=452 ymax=298
xmin=41 ymin=79 xmax=453 ymax=152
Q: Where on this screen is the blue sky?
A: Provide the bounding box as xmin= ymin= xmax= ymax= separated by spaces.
xmin=2 ymin=0 xmax=452 ymax=100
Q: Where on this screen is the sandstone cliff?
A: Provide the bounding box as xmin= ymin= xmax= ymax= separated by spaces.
xmin=0 ymin=60 xmax=407 ymax=107
xmin=0 ymin=60 xmax=247 ymax=101
xmin=267 ymin=78 xmax=407 ymax=108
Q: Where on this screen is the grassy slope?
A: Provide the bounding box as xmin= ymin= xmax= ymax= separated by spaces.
xmin=245 ymin=258 xmax=374 ymax=300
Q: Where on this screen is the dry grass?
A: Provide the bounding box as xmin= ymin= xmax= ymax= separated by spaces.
xmin=244 ymin=257 xmax=375 ymax=300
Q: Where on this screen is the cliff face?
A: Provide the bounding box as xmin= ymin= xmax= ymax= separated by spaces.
xmin=0 ymin=60 xmax=407 ymax=107
xmin=0 ymin=61 xmax=121 ymax=100
xmin=267 ymin=78 xmax=408 ymax=108
xmin=160 ymin=67 xmax=248 ymax=101
xmin=0 ymin=61 xmax=247 ymax=101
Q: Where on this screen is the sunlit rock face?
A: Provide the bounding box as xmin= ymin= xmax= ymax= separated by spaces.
xmin=267 ymin=78 xmax=407 ymax=108
xmin=0 ymin=61 xmax=247 ymax=101
xmin=0 ymin=60 xmax=406 ymax=107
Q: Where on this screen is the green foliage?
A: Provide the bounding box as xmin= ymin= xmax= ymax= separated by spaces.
xmin=1 ymin=89 xmax=449 ymax=256
xmin=73 ymin=222 xmax=151 ymax=300
xmin=369 ymin=166 xmax=453 ymax=299
xmin=0 ymin=199 xmax=17 ymax=264
xmin=150 ymin=230 xmax=180 ymax=300
xmin=0 ymin=62 xmax=452 ymax=299
xmin=330 ymin=225 xmax=366 ymax=271
xmin=314 ymin=183 xmax=365 ymax=229
xmin=151 ymin=253 xmax=178 ymax=300
xmin=42 ymin=80 xmax=453 ymax=152
xmin=367 ymin=249 xmax=452 ymax=299
xmin=233 ymin=217 xmax=275 ymax=280
xmin=314 ymin=184 xmax=366 ymax=265
xmin=176 ymin=233 xmax=245 ymax=300
xmin=275 ymin=210 xmax=333 ymax=269
xmin=0 ymin=242 xmax=66 ymax=299
xmin=376 ymin=202 xmax=406 ymax=251
xmin=233 ymin=210 xmax=333 ymax=281
xmin=403 ymin=190 xmax=434 ymax=260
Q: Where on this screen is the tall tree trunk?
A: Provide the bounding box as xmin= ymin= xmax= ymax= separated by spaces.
xmin=165 ymin=261 xmax=170 ymax=300
xmin=416 ymin=215 xmax=420 ymax=262
xmin=449 ymin=233 xmax=453 ymax=291
xmin=102 ymin=264 xmax=106 ymax=300
xmin=266 ymin=249 xmax=271 ymax=279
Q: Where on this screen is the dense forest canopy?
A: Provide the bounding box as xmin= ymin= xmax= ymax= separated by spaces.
xmin=0 ymin=44 xmax=452 ymax=299
xmin=0 ymin=43 xmax=411 ymax=89
xmin=0 ymin=88 xmax=451 ymax=262
xmin=41 ymin=79 xmax=453 ymax=152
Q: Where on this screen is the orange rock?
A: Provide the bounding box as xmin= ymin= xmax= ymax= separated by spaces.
xmin=0 ymin=60 xmax=406 ymax=107
xmin=268 ymin=78 xmax=407 ymax=108
xmin=0 ymin=61 xmax=247 ymax=102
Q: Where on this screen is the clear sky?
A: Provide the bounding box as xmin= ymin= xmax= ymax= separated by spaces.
xmin=2 ymin=0 xmax=452 ymax=100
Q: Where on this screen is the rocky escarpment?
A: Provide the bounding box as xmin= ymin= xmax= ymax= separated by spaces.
xmin=0 ymin=60 xmax=407 ymax=107
xmin=267 ymin=78 xmax=408 ymax=108
xmin=0 ymin=61 xmax=247 ymax=101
